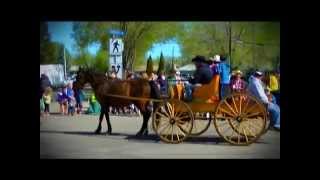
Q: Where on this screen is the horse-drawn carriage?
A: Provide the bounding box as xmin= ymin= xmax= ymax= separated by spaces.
xmin=151 ymin=78 xmax=269 ymax=145
xmin=74 ymin=68 xmax=269 ymax=146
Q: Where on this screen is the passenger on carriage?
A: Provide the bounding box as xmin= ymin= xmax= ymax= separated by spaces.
xmin=206 ymin=55 xmax=221 ymax=101
xmin=156 ymin=71 xmax=168 ymax=96
xmin=219 ymin=54 xmax=231 ymax=99
xmin=247 ymin=70 xmax=280 ymax=131
xmin=167 ymin=69 xmax=184 ymax=99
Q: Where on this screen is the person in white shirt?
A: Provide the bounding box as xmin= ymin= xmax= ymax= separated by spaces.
xmin=248 ymin=71 xmax=280 ymax=130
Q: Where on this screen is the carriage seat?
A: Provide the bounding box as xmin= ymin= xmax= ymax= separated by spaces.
xmin=192 ymin=75 xmax=220 ymax=103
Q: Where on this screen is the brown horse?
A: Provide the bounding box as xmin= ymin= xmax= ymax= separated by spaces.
xmin=73 ymin=67 xmax=160 ymax=136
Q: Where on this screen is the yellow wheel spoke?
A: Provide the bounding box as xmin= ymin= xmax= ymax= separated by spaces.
xmin=160 ymin=106 xmax=171 ymax=118
xmin=172 ymin=103 xmax=175 ymax=117
xmin=171 ymin=125 xmax=174 ymax=142
xmin=239 ymin=95 xmax=243 ymax=114
xmin=158 ymin=122 xmax=171 ymax=135
xmin=157 ymin=120 xmax=170 ymax=130
xmin=245 ymin=111 xmax=264 ymax=118
xmin=176 ymin=115 xmax=191 ymax=121
xmin=244 ymin=125 xmax=256 ymax=138
xmin=166 ymin=102 xmax=173 ymax=117
xmin=177 ymin=124 xmax=187 ymax=137
xmin=175 ymin=126 xmax=180 ymax=142
xmin=247 ymin=120 xmax=263 ymax=132
xmin=237 ymin=123 xmax=241 ymax=144
xmin=244 ymin=103 xmax=260 ymax=115
xmin=155 ymin=112 xmax=169 ymax=120
xmin=243 ymin=127 xmax=249 ymax=143
xmin=232 ymin=96 xmax=239 ymax=114
xmin=219 ymin=122 xmax=233 ymax=135
xmin=218 ymin=107 xmax=236 ymax=117
xmin=241 ymin=98 xmax=251 ymax=115
xmin=175 ymin=111 xmax=184 ymax=119
xmin=223 ymin=100 xmax=238 ymax=116
xmin=228 ymin=126 xmax=236 ymax=140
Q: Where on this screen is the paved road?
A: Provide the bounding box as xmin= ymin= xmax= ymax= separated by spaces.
xmin=40 ymin=102 xmax=280 ymax=159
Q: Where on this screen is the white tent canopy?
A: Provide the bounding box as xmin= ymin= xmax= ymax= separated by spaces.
xmin=178 ymin=64 xmax=196 ymax=71
xmin=40 ymin=64 xmax=65 ymax=86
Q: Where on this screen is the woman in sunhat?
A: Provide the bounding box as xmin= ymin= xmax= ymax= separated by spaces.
xmin=230 ymin=70 xmax=246 ymax=93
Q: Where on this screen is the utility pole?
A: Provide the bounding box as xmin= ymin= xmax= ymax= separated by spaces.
xmin=228 ymin=22 xmax=232 ymax=70
xmin=172 ymin=46 xmax=174 ymax=69
xmin=64 ymin=46 xmax=67 ymax=80
xmin=252 ymin=23 xmax=255 ymax=68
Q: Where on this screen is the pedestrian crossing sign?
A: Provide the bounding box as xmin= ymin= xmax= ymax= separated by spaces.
xmin=109 ymin=38 xmax=123 ymax=55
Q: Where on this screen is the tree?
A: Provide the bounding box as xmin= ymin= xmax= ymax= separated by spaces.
xmin=40 ymin=22 xmax=52 ymax=64
xmin=94 ymin=49 xmax=108 ymax=73
xmin=40 ymin=22 xmax=72 ymax=66
xmin=177 ymin=22 xmax=280 ymax=72
xmin=72 ymin=22 xmax=184 ymax=71
xmin=146 ymin=55 xmax=153 ymax=76
xmin=71 ymin=49 xmax=94 ymax=67
xmin=157 ymin=52 xmax=165 ymax=74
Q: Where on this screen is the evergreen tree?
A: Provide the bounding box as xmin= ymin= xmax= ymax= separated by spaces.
xmin=157 ymin=52 xmax=165 ymax=74
xmin=146 ymin=55 xmax=153 ymax=76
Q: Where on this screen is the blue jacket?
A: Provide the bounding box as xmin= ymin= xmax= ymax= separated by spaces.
xmin=219 ymin=61 xmax=230 ymax=84
xmin=67 ymin=88 xmax=74 ymax=101
xmin=74 ymin=89 xmax=85 ymax=103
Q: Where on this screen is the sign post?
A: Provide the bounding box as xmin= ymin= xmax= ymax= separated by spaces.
xmin=109 ymin=30 xmax=125 ymax=79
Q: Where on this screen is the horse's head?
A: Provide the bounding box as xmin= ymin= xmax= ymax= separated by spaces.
xmin=73 ymin=67 xmax=92 ymax=90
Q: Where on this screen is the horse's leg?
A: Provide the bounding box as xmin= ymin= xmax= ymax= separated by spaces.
xmin=136 ymin=108 xmax=151 ymax=136
xmin=94 ymin=107 xmax=104 ymax=134
xmin=105 ymin=106 xmax=112 ymax=135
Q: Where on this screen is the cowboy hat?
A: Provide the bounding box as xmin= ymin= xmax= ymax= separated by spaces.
xmin=254 ymin=70 xmax=263 ymax=76
xmin=235 ymin=70 xmax=242 ymax=75
xmin=192 ymin=55 xmax=206 ymax=63
xmin=213 ymin=55 xmax=220 ymax=62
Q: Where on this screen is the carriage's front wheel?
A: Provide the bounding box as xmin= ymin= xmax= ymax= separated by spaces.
xmin=213 ymin=93 xmax=267 ymax=145
xmin=152 ymin=99 xmax=194 ymax=144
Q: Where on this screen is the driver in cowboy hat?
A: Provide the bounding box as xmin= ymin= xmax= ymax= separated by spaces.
xmin=189 ymin=55 xmax=212 ymax=85
xmin=184 ymin=55 xmax=213 ymax=101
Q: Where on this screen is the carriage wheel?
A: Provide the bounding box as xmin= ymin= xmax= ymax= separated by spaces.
xmin=213 ymin=92 xmax=267 ymax=145
xmin=263 ymin=117 xmax=271 ymax=134
xmin=190 ymin=112 xmax=212 ymax=136
xmin=152 ymin=99 xmax=194 ymax=144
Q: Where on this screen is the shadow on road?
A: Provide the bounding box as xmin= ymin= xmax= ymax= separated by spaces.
xmin=40 ymin=130 xmax=108 ymax=136
xmin=40 ymin=130 xmax=268 ymax=145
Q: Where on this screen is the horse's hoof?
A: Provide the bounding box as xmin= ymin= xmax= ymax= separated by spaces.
xmin=136 ymin=132 xmax=143 ymax=137
xmin=143 ymin=130 xmax=149 ymax=136
xmin=94 ymin=129 xmax=101 ymax=134
xmin=106 ymin=131 xmax=112 ymax=135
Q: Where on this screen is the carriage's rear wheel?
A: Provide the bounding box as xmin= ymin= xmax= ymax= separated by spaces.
xmin=213 ymin=93 xmax=267 ymax=145
xmin=152 ymin=99 xmax=194 ymax=144
xmin=263 ymin=117 xmax=271 ymax=134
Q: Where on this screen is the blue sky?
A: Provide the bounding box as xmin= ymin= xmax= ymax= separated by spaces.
xmin=47 ymin=22 xmax=181 ymax=59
